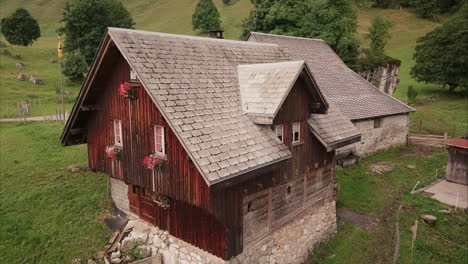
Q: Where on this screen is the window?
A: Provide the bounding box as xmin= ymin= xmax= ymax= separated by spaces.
xmin=292 ymin=122 xmax=301 ymax=143
xmin=130 ymin=68 xmax=139 ymax=82
xmin=114 ymin=120 xmax=122 ymax=146
xmin=275 ymin=124 xmax=284 ymax=142
xmin=374 ymin=118 xmax=381 ymax=128
xmin=154 ymin=125 xmax=165 ymax=155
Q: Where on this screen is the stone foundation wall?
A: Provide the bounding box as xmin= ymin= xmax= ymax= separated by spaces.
xmin=122 ymin=201 xmax=336 ymax=264
xmin=110 ymin=177 xmax=130 ymax=214
xmin=231 ymin=201 xmax=336 ymax=264
xmin=337 ymin=114 xmax=409 ymax=160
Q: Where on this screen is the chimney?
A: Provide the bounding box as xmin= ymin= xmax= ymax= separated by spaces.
xmin=208 ymin=30 xmax=224 ymax=39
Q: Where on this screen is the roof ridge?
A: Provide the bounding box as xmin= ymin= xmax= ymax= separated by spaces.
xmin=238 ymin=60 xmax=305 ymax=68
xmin=108 ymin=27 xmax=279 ymax=47
xmin=250 ymin=32 xmax=326 ymax=42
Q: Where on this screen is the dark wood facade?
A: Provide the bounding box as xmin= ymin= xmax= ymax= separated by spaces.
xmin=83 ymin=43 xmax=336 ymax=260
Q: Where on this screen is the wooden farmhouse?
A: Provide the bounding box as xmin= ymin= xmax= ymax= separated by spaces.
xmin=61 ymin=28 xmax=363 ymax=263
xmin=445 ymin=139 xmax=468 ymax=185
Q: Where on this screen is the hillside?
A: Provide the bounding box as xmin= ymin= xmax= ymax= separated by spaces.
xmin=0 ymin=1 xmax=466 ymax=136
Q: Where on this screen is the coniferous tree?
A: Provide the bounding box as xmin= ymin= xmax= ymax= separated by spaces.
xmin=192 ymin=0 xmax=222 ymax=31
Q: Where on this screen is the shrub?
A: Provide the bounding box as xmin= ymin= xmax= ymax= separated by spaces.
xmin=62 ymin=52 xmax=88 ymax=82
xmin=407 ymin=85 xmax=419 ymax=103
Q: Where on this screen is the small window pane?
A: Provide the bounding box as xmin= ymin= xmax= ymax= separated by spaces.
xmin=374 ymin=118 xmax=381 ymax=128
xmin=275 ymin=124 xmax=283 ymax=142
xmin=130 ymin=68 xmax=138 ymax=82
xmin=154 ymin=125 xmax=165 ymax=155
xmin=292 ymin=122 xmax=300 ymax=143
xmin=114 ymin=120 xmax=122 ymax=146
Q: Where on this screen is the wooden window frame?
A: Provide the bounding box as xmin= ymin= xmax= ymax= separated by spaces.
xmin=275 ymin=124 xmax=284 ymax=143
xmin=154 ymin=125 xmax=166 ymax=156
xmin=114 ymin=120 xmax=123 ymax=147
xmin=374 ymin=118 xmax=381 ymax=129
xmin=130 ymin=68 xmax=139 ymax=82
xmin=292 ymin=121 xmax=301 ymax=144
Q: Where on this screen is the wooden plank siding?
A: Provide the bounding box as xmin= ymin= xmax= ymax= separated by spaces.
xmin=219 ymin=77 xmax=336 ymax=253
xmin=85 ymin=49 xmax=227 ymax=258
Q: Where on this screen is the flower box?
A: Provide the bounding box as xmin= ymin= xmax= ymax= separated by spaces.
xmin=105 ymin=145 xmax=121 ymax=159
xmin=152 ymin=193 xmax=170 ymax=209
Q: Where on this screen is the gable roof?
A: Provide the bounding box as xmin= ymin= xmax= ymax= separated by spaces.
xmin=247 ymin=32 xmax=415 ymax=121
xmin=238 ymin=60 xmax=328 ymax=125
xmin=62 ymin=28 xmax=361 ymax=187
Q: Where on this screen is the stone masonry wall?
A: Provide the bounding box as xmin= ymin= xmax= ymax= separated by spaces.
xmin=337 ymin=114 xmax=410 ymax=159
xmin=231 ymin=201 xmax=336 ymax=264
xmin=120 ymin=201 xmax=336 ymax=264
xmin=110 ymin=177 xmax=130 ymax=214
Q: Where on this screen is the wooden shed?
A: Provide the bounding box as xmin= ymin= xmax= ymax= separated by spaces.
xmin=445 ymin=139 xmax=468 ymax=185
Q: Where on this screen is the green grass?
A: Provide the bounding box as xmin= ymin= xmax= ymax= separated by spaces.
xmin=356 ymin=8 xmax=468 ymax=138
xmin=310 ymin=146 xmax=468 ymax=264
xmin=0 ymin=122 xmax=110 ymax=263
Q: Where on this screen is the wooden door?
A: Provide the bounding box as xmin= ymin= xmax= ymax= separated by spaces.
xmin=128 ymin=185 xmax=140 ymax=214
xmin=139 ymin=187 xmax=157 ymax=224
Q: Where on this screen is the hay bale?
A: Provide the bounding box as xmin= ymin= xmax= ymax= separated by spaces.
xmin=17 ymin=73 xmax=26 ymax=81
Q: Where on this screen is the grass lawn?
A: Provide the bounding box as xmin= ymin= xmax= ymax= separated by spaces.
xmin=0 ymin=122 xmax=110 ymax=263
xmin=310 ymin=146 xmax=468 ymax=264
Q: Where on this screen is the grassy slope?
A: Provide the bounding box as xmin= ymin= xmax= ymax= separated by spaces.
xmin=0 ymin=122 xmax=110 ymax=263
xmin=356 ymin=8 xmax=467 ymax=137
xmin=0 ymin=0 xmax=252 ymax=118
xmin=311 ymin=147 xmax=467 ymax=264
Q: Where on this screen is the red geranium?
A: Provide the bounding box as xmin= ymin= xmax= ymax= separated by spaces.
xmin=143 ymin=153 xmax=164 ymax=169
xmin=106 ymin=146 xmax=120 ymax=159
xmin=118 ymin=82 xmax=131 ymax=96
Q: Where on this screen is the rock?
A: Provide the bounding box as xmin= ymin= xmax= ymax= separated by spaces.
xmin=13 ymin=53 xmax=21 ymax=59
xmin=17 ymin=73 xmax=26 ymax=81
xmin=72 ymin=259 xmax=82 ymax=264
xmin=407 ymin=164 xmax=416 ymax=169
xmin=64 ymin=90 xmax=73 ymax=95
xmin=0 ymin=40 xmax=6 ymax=47
xmin=87 ymin=259 xmax=96 ymax=264
xmin=29 ymin=75 xmax=43 ymax=84
xmin=93 ymin=251 xmax=106 ymax=259
xmin=421 ymin=214 xmax=437 ymax=225
xmin=110 ymin=257 xmax=121 ymax=264
xmin=50 ymin=58 xmax=57 ymax=63
xmin=111 ymin=251 xmax=121 ymax=259
xmin=69 ymin=166 xmax=81 ymax=172
xmin=439 ymin=209 xmax=451 ymax=214
xmin=16 ymin=62 xmax=24 ymax=69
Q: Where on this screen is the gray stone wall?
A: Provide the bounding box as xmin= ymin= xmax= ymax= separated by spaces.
xmin=337 ymin=114 xmax=409 ymax=160
xmin=110 ymin=177 xmax=130 ymax=214
xmin=232 ymin=201 xmax=336 ymax=264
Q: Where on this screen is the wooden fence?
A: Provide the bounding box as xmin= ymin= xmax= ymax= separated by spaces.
xmin=408 ymin=133 xmax=448 ymax=148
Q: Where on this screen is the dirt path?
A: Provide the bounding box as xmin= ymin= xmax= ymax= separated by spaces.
xmin=0 ymin=114 xmax=69 ymax=122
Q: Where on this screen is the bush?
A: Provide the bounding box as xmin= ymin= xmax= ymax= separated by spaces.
xmin=63 ymin=52 xmax=88 ymax=82
xmin=407 ymin=85 xmax=419 ymax=103
xmin=0 ymin=8 xmax=41 ymax=46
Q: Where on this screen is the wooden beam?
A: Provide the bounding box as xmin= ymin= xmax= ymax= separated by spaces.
xmin=70 ymin=128 xmax=87 ymax=134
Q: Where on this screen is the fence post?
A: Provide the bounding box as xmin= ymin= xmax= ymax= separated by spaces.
xmin=444 ymin=132 xmax=448 ymax=145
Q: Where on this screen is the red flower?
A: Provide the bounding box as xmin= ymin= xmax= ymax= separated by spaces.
xmin=118 ymin=82 xmax=131 ymax=96
xmin=143 ymin=153 xmax=163 ymax=169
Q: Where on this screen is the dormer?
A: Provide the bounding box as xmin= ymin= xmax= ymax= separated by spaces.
xmin=238 ymin=61 xmax=328 ymax=125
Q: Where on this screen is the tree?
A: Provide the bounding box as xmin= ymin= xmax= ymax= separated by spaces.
xmin=366 ymin=17 xmax=393 ymax=54
xmin=192 ymin=0 xmax=222 ymax=31
xmin=63 ymin=52 xmax=88 ymax=82
xmin=410 ymin=5 xmax=468 ymax=92
xmin=240 ymin=0 xmax=360 ymax=69
xmin=406 ymin=85 xmax=419 ymax=103
xmin=410 ymin=0 xmax=438 ymax=18
xmin=61 ymin=0 xmax=135 ymax=65
xmin=0 ymin=8 xmax=40 ymax=46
